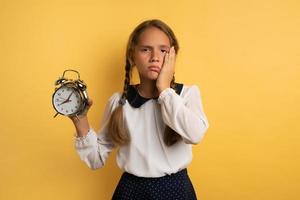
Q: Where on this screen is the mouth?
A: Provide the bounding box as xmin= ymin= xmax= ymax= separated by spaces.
xmin=148 ymin=65 xmax=160 ymax=73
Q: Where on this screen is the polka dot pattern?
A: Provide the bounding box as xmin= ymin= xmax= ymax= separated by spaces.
xmin=112 ymin=169 xmax=197 ymax=200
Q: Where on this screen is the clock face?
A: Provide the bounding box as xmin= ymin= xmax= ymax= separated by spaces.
xmin=52 ymin=85 xmax=83 ymax=116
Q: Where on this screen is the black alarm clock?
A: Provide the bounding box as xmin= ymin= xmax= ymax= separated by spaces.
xmin=52 ymin=69 xmax=88 ymax=118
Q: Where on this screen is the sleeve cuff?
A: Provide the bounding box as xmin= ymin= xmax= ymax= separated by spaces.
xmin=74 ymin=128 xmax=98 ymax=148
xmin=158 ymin=88 xmax=176 ymax=104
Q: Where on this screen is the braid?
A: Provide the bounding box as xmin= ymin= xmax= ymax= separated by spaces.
xmin=119 ymin=59 xmax=132 ymax=105
xmin=108 ymin=59 xmax=132 ymax=146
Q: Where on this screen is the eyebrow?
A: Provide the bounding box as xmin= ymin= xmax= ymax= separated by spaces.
xmin=138 ymin=45 xmax=170 ymax=49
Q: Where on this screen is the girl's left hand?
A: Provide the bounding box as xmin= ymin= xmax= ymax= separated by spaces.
xmin=156 ymin=46 xmax=176 ymax=93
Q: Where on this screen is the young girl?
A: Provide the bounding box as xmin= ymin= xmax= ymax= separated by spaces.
xmin=71 ymin=19 xmax=209 ymax=200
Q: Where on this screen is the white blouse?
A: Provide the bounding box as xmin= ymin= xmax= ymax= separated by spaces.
xmin=74 ymin=84 xmax=209 ymax=178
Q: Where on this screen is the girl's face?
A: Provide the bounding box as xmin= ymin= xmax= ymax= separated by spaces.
xmin=133 ymin=27 xmax=171 ymax=81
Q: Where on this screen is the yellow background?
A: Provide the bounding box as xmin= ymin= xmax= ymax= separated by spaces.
xmin=1 ymin=0 xmax=299 ymax=199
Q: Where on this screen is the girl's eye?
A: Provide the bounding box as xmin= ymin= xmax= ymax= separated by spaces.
xmin=141 ymin=48 xmax=150 ymax=52
xmin=161 ymin=49 xmax=168 ymax=53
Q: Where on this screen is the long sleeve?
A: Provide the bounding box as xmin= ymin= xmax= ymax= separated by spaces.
xmin=74 ymin=92 xmax=120 ymax=169
xmin=157 ymin=85 xmax=209 ymax=144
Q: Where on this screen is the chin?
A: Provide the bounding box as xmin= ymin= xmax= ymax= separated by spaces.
xmin=139 ymin=71 xmax=159 ymax=81
xmin=148 ymin=74 xmax=159 ymax=80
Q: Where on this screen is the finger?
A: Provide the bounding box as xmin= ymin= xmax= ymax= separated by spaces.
xmin=75 ymin=98 xmax=92 ymax=116
xmin=163 ymin=55 xmax=171 ymax=73
xmin=86 ymin=98 xmax=93 ymax=107
xmin=162 ymin=54 xmax=168 ymax=70
xmin=166 ymin=46 xmax=175 ymax=71
xmin=84 ymin=99 xmax=93 ymax=112
xmin=169 ymin=46 xmax=174 ymax=59
xmin=169 ymin=47 xmax=176 ymax=71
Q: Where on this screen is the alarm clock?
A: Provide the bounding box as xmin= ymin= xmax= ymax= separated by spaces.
xmin=52 ymin=69 xmax=88 ymax=118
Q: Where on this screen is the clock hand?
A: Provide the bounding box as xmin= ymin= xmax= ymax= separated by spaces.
xmin=58 ymin=99 xmax=72 ymax=106
xmin=58 ymin=100 xmax=71 ymax=106
xmin=66 ymin=91 xmax=74 ymax=101
xmin=58 ymin=91 xmax=74 ymax=106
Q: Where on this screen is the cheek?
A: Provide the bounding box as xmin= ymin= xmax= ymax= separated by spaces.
xmin=135 ymin=65 xmax=147 ymax=76
xmin=134 ymin=53 xmax=149 ymax=64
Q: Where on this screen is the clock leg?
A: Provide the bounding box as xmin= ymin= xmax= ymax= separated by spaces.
xmin=53 ymin=112 xmax=59 ymax=118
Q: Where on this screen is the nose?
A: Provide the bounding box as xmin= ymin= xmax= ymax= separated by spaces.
xmin=150 ymin=49 xmax=161 ymax=62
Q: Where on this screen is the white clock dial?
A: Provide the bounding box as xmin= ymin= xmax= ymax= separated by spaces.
xmin=52 ymin=86 xmax=82 ymax=115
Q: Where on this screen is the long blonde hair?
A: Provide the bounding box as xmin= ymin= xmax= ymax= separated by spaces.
xmin=107 ymin=19 xmax=181 ymax=146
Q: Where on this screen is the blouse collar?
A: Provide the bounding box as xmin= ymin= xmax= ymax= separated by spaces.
xmin=126 ymin=83 xmax=183 ymax=108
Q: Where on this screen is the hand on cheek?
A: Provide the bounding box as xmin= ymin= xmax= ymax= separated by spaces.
xmin=156 ymin=46 xmax=176 ymax=94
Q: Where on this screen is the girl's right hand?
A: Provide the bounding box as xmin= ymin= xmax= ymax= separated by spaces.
xmin=70 ymin=98 xmax=93 ymax=137
xmin=69 ymin=98 xmax=93 ymax=122
xmin=156 ymin=46 xmax=176 ymax=93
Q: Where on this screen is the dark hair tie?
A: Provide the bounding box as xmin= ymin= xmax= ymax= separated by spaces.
xmin=118 ymin=98 xmax=126 ymax=105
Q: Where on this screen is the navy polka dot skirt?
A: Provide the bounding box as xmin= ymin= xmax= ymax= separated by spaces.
xmin=111 ymin=168 xmax=197 ymax=200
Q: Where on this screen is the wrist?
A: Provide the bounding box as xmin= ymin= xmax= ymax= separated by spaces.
xmin=72 ymin=114 xmax=89 ymax=127
xmin=71 ymin=114 xmax=87 ymax=123
xmin=73 ymin=117 xmax=90 ymax=137
xmin=157 ymin=85 xmax=170 ymax=94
